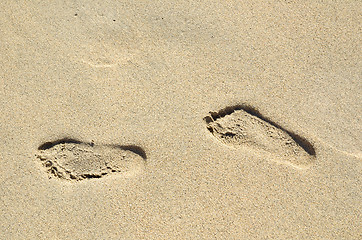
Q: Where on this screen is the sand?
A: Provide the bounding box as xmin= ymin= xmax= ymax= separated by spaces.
xmin=1 ymin=0 xmax=361 ymax=239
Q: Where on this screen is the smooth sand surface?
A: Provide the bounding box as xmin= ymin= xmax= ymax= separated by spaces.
xmin=1 ymin=1 xmax=361 ymax=239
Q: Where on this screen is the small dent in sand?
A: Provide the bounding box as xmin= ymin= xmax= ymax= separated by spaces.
xmin=204 ymin=105 xmax=316 ymax=169
xmin=81 ymin=58 xmax=118 ymax=68
xmin=36 ymin=138 xmax=146 ymax=181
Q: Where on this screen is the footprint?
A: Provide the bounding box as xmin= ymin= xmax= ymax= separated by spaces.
xmin=204 ymin=106 xmax=316 ymax=169
xmin=36 ymin=139 xmax=146 ymax=181
xmin=78 ymin=41 xmax=140 ymax=68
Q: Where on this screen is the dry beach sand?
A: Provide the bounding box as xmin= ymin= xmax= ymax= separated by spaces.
xmin=1 ymin=0 xmax=361 ymax=239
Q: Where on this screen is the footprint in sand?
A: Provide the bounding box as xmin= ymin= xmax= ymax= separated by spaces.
xmin=204 ymin=106 xmax=316 ymax=169
xmin=36 ymin=139 xmax=146 ymax=181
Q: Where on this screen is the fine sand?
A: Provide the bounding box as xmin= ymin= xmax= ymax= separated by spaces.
xmin=1 ymin=1 xmax=361 ymax=239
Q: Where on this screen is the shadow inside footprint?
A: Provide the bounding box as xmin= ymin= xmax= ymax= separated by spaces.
xmin=204 ymin=105 xmax=316 ymax=169
xmin=36 ymin=138 xmax=146 ymax=181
